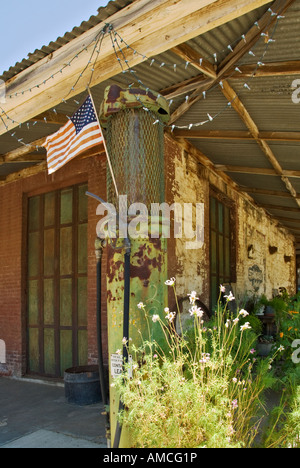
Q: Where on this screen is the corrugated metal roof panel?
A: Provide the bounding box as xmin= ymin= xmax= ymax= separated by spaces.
xmin=251 ymin=193 xmax=300 ymax=207
xmin=190 ymin=139 xmax=271 ymax=168
xmin=228 ymin=76 xmax=299 ymax=132
xmin=269 ymin=142 xmax=300 ymax=171
xmin=227 ymin=172 xmax=288 ymax=192
xmin=174 ymin=89 xmax=250 ymax=131
xmin=184 ymin=5 xmax=270 ymax=67
xmin=0 ymin=161 xmax=39 ymax=177
xmin=239 ymin=0 xmax=300 ymax=65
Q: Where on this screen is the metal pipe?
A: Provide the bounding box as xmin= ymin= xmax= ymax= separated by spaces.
xmin=113 ymin=239 xmax=131 ymax=449
xmin=95 ymin=238 xmax=110 ymax=439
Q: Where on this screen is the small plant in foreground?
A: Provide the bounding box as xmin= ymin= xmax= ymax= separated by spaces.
xmin=114 ymin=280 xmax=284 ymax=448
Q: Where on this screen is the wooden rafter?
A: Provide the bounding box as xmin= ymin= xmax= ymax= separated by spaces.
xmin=260 ymin=204 xmax=300 ymax=213
xmin=173 ymin=129 xmax=300 ymax=142
xmin=243 ymin=187 xmax=299 ymax=198
xmin=4 ymin=137 xmax=46 ymax=162
xmin=229 ymin=60 xmax=300 ymax=78
xmin=214 ymin=165 xmax=300 ymax=179
xmin=275 ymin=216 xmax=300 ymax=224
xmin=29 ymin=111 xmax=69 ymax=126
xmin=161 ymin=60 xmax=300 ymax=99
xmin=0 ymin=154 xmax=45 ymax=165
xmin=170 ymin=0 xmax=296 ymax=123
xmin=0 ymin=144 xmax=104 ymax=185
xmin=171 ymin=44 xmax=217 ymax=79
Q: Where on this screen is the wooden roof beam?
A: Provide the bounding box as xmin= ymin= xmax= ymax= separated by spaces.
xmin=171 ymin=44 xmax=217 ymax=79
xmin=243 ymin=187 xmax=300 ymax=199
xmin=261 ymin=204 xmax=300 ymax=213
xmin=229 ymin=60 xmax=300 ymax=78
xmin=161 ymin=60 xmax=300 ymax=99
xmin=274 ymin=216 xmax=300 ymax=224
xmin=215 ymin=165 xmax=277 ymax=176
xmin=4 ymin=137 xmax=46 ymax=162
xmin=215 ymin=165 xmax=300 ymax=179
xmin=29 ymin=111 xmax=68 ymax=126
xmin=173 ymin=129 xmax=300 ymax=142
xmin=0 ymin=153 xmax=46 ymax=164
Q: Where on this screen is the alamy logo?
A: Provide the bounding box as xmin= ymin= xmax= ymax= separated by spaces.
xmin=0 ymin=80 xmax=6 ymax=104
xmin=292 ymin=79 xmax=300 ymax=104
xmin=292 ymin=339 xmax=300 ymax=364
xmin=94 ymin=195 xmax=205 ymax=250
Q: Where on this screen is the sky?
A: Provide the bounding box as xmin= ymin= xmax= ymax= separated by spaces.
xmin=0 ymin=0 xmax=110 ymax=74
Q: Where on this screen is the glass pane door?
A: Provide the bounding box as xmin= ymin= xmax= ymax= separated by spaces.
xmin=27 ymin=183 xmax=88 ymax=377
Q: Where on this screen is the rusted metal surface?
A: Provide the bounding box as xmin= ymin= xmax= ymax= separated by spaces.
xmin=106 ymin=233 xmax=168 ymax=448
xmin=100 ymin=84 xmax=170 ymax=127
xmin=102 ymin=86 xmax=168 ymax=208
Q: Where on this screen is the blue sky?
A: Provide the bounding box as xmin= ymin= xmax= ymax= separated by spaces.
xmin=0 ymin=0 xmax=110 ymax=74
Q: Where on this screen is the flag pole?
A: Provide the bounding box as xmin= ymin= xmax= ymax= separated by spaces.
xmin=87 ymin=87 xmax=119 ymax=200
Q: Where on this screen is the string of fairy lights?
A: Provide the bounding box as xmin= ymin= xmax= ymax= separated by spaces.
xmin=108 ymin=14 xmax=281 ymax=131
xmin=0 ymin=7 xmax=287 ymax=151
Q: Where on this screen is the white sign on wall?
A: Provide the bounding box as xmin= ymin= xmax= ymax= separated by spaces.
xmin=111 ymin=353 xmax=133 ymax=379
xmin=0 ymin=340 xmax=6 ymax=364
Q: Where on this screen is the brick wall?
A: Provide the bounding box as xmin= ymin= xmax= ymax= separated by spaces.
xmin=0 ymin=153 xmax=107 ymax=377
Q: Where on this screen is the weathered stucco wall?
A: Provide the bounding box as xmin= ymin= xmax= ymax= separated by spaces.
xmin=165 ymin=135 xmax=296 ymax=310
xmin=236 ymin=197 xmax=296 ymax=299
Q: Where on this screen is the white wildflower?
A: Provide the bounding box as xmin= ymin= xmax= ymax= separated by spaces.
xmin=200 ymin=353 xmax=211 ymax=364
xmin=188 ymin=291 xmax=199 ymax=304
xmin=239 ymin=309 xmax=249 ymax=318
xmin=189 ymin=305 xmax=204 ymax=318
xmin=166 ymin=311 xmax=176 ymax=322
xmin=165 ymin=277 xmax=176 ymax=286
xmin=224 ymin=292 xmax=235 ymax=302
xmin=240 ymin=322 xmax=252 ymax=331
xmin=137 ymin=302 xmax=145 ymax=309
xmin=152 ymin=314 xmax=160 ymax=323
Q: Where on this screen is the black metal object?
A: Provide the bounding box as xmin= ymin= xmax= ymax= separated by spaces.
xmin=113 ymin=241 xmax=131 ymax=449
xmin=64 ymin=365 xmax=102 ymax=406
xmin=95 ymin=238 xmax=109 ymax=418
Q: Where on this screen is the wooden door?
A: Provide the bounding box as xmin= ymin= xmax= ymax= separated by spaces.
xmin=27 ymin=183 xmax=88 ymax=377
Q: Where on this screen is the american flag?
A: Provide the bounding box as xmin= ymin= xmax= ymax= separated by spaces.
xmin=44 ymin=95 xmax=103 ymax=174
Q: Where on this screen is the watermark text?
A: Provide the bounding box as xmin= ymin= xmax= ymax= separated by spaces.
xmin=96 ymin=195 xmax=204 ymax=250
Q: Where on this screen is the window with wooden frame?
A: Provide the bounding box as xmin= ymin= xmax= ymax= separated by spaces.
xmin=210 ymin=188 xmax=236 ymax=309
